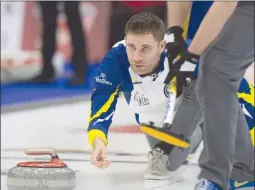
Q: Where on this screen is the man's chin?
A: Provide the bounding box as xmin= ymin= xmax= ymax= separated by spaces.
xmin=131 ymin=67 xmax=147 ymax=75
xmin=134 ymin=70 xmax=148 ymax=75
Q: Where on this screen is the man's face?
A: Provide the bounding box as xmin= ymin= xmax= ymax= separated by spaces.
xmin=125 ymin=33 xmax=165 ymax=75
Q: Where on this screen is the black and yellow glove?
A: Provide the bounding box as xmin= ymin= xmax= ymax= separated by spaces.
xmin=164 ymin=50 xmax=199 ymax=85
xmin=165 ymin=26 xmax=187 ymax=64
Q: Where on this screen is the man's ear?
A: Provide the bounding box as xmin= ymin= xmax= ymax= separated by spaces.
xmin=160 ymin=40 xmax=166 ymax=53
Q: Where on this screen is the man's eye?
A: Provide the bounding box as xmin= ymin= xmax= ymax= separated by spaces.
xmin=142 ymin=47 xmax=150 ymax=52
xmin=129 ymin=45 xmax=135 ymax=50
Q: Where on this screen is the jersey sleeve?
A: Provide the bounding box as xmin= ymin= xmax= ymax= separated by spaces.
xmin=87 ymin=49 xmax=123 ymax=148
xmin=238 ymin=78 xmax=254 ymax=107
xmin=238 ymin=78 xmax=254 ymax=135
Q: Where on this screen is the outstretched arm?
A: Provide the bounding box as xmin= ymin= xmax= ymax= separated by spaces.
xmin=88 ymin=49 xmax=123 ymax=169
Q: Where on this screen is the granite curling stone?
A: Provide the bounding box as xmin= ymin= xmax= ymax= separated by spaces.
xmin=7 ymin=148 xmax=76 ymax=190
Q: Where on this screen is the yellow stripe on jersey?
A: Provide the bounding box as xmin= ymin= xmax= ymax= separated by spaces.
xmin=250 ymin=127 xmax=254 ymax=146
xmin=88 ymin=87 xmax=119 ymax=124
xmin=88 ymin=102 xmax=92 ymax=124
xmin=237 ymin=83 xmax=254 ymax=107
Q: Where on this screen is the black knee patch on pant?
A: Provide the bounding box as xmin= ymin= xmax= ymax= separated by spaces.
xmin=153 ymin=141 xmax=174 ymax=155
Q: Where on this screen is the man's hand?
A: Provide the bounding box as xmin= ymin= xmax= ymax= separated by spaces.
xmin=165 ymin=26 xmax=187 ymax=64
xmin=91 ymin=137 xmax=110 ymax=169
xmin=165 ymin=50 xmax=199 ymax=84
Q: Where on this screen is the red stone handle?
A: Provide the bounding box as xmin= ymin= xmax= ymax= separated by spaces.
xmin=25 ymin=148 xmax=58 ymax=159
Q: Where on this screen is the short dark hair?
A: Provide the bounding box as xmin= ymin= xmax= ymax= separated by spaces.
xmin=125 ymin=12 xmax=165 ymax=41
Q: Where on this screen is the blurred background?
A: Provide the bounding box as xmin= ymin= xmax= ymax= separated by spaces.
xmin=1 ymin=1 xmax=254 ymax=110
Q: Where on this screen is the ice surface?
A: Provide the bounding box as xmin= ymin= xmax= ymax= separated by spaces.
xmin=1 ymin=99 xmax=202 ymax=190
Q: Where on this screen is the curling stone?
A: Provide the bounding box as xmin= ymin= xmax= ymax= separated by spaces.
xmin=7 ymin=148 xmax=76 ymax=190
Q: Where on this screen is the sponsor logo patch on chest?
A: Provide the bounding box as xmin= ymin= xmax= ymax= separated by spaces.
xmin=134 ymin=91 xmax=150 ymax=106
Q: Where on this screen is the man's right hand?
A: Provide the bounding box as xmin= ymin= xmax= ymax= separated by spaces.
xmin=91 ymin=137 xmax=110 ymax=169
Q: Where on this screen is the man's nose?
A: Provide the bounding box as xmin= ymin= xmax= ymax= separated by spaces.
xmin=133 ymin=51 xmax=142 ymax=62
